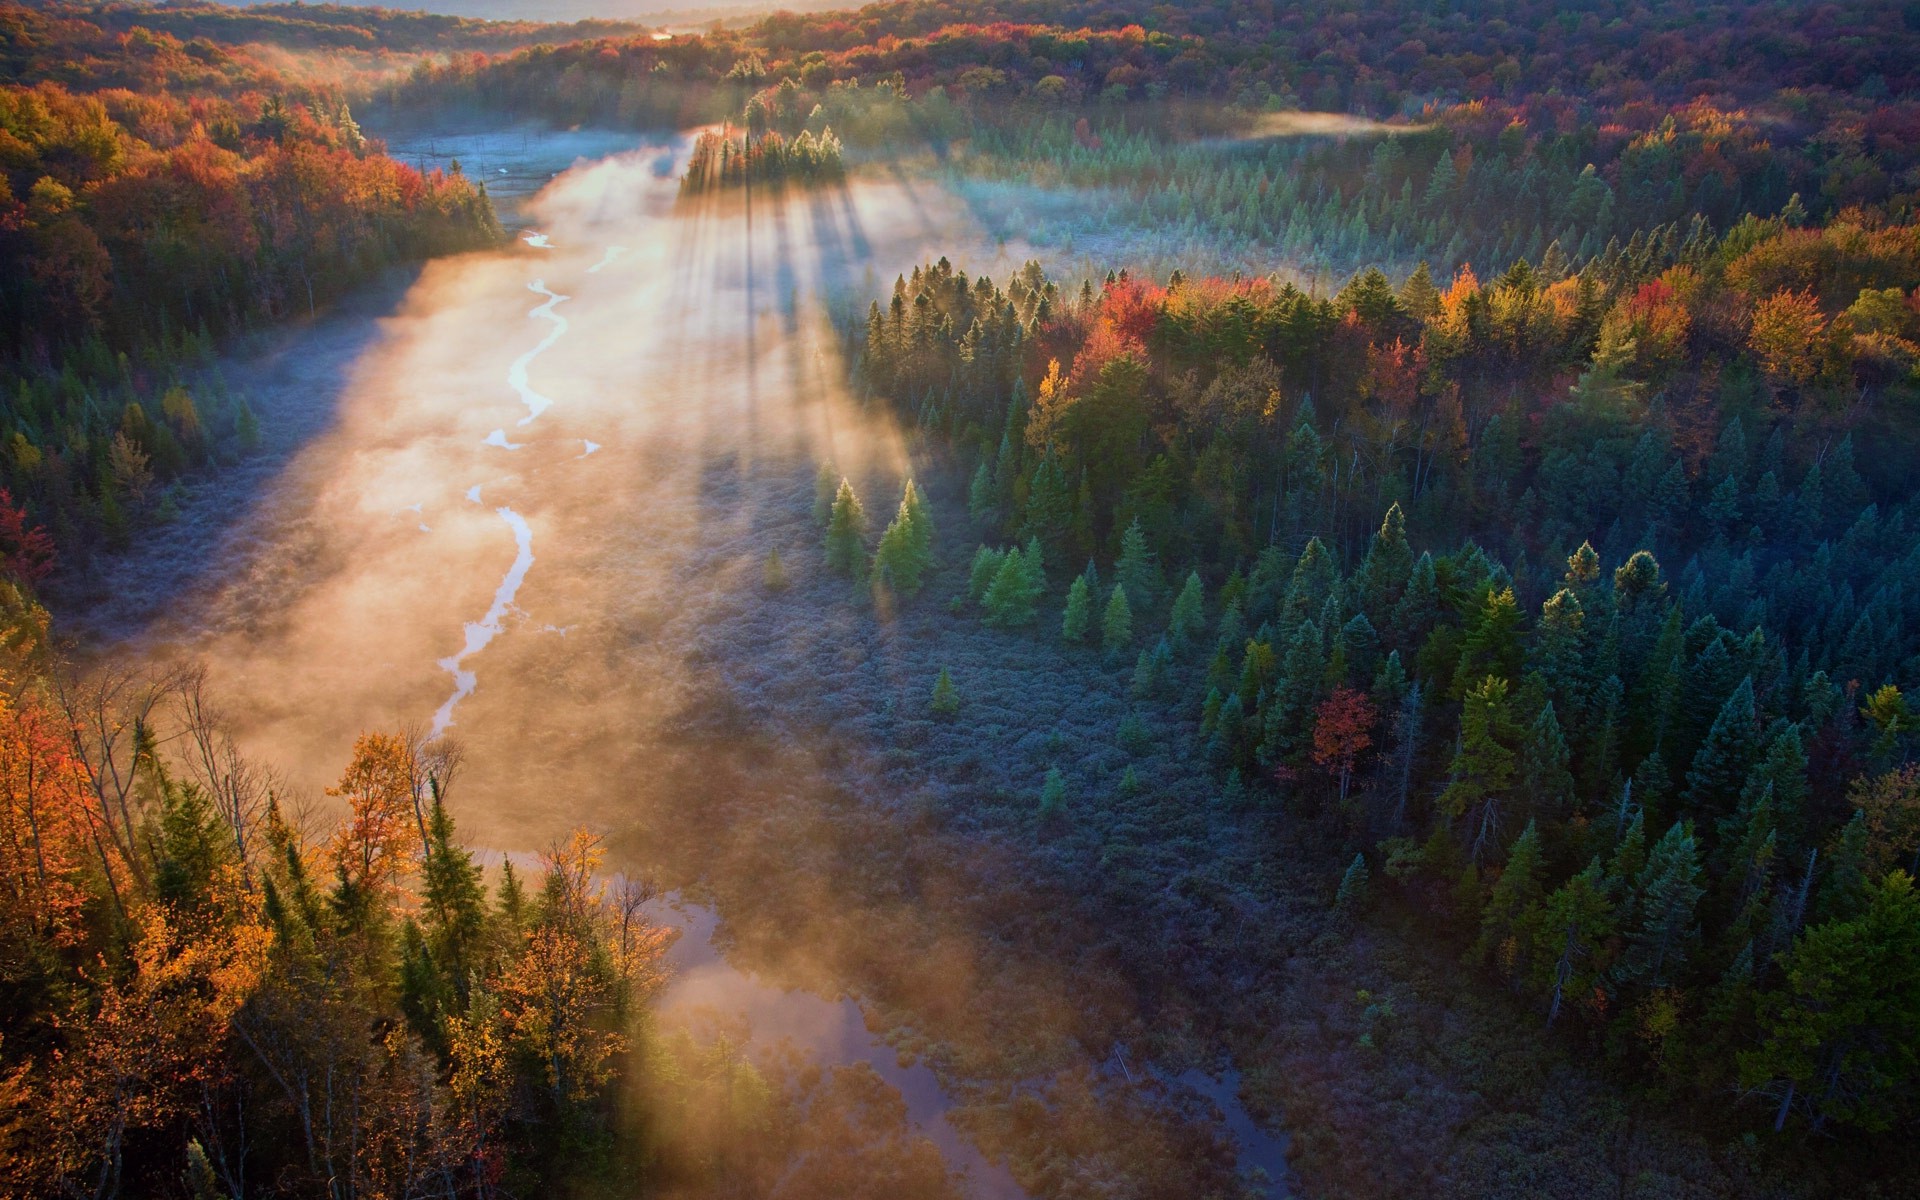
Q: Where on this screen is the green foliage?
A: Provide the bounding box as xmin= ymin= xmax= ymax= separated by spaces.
xmin=983 ymin=541 xmax=1045 ymax=626
xmin=1061 ymin=574 xmax=1092 ymax=642
xmin=1335 ymin=853 xmax=1371 ymax=917
xmin=1101 ymin=583 xmax=1133 ymax=654
xmin=1038 ymin=767 xmax=1068 ymax=819
xmin=1114 ymin=518 xmax=1159 ymax=611
xmin=873 ymin=479 xmax=935 ymax=595
xmin=931 ymin=666 xmax=959 ymax=717
xmin=1167 ymin=570 xmax=1204 ymax=650
xmin=1743 ymin=872 xmax=1920 ymax=1133
xmin=824 ymin=478 xmax=867 ymax=578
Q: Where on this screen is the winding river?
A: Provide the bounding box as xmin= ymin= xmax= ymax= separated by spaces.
xmin=75 ymin=126 xmax=1290 ymax=1198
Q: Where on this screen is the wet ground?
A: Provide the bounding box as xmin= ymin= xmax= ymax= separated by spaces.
xmin=66 ymin=127 xmax=1290 ymax=1197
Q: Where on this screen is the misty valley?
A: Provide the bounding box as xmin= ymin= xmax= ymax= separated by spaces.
xmin=4 ymin=3 xmax=1920 ymax=1199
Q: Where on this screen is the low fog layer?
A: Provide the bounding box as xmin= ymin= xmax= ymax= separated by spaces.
xmin=90 ymin=134 xmax=1015 ymax=834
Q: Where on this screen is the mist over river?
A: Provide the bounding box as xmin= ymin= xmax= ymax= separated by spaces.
xmin=61 ymin=130 xmax=1288 ymax=1197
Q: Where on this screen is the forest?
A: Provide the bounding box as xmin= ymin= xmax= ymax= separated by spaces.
xmin=0 ymin=2 xmax=504 ymax=566
xmin=853 ymin=203 xmax=1920 ymax=1137
xmin=3 ymin=0 xmax=1920 ymax=1195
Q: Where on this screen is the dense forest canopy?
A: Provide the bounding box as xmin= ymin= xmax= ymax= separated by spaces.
xmin=0 ymin=1 xmax=508 ymax=569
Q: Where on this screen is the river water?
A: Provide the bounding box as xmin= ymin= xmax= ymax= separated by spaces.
xmin=73 ymin=127 xmax=1290 ymax=1198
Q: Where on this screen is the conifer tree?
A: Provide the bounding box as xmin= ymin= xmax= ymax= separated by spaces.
xmin=1102 ymin=583 xmax=1134 ymax=654
xmin=1261 ymin=618 xmax=1328 ymax=769
xmin=873 ymin=482 xmax=932 ymax=595
xmin=1620 ymin=820 xmax=1705 ymax=990
xmin=1521 ymin=701 xmax=1576 ymax=820
xmin=930 ymin=667 xmax=959 ymax=717
xmin=1685 ymin=676 xmax=1761 ymax=816
xmin=983 ymin=545 xmax=1042 ymax=626
xmin=1351 ymin=502 xmax=1413 ymax=627
xmin=1061 ymin=574 xmax=1092 ymax=642
xmin=967 ymin=459 xmax=994 ymax=522
xmin=1454 ymin=586 xmax=1524 ymax=696
xmin=1336 ymin=853 xmax=1372 ymax=918
xmin=1114 ymin=517 xmax=1160 ymax=609
xmin=763 ymin=548 xmax=788 ymax=591
xmin=824 ymin=478 xmax=866 ymax=577
xmin=1477 ymin=819 xmax=1545 ymax=970
xmin=1741 ymin=871 xmax=1920 ymax=1133
xmin=1530 ymin=588 xmax=1588 ymax=720
xmin=1442 ymin=677 xmax=1519 ymax=846
xmin=1168 ymin=570 xmax=1205 ymax=649
xmin=1815 ymin=811 xmax=1873 ymax=925
xmin=1038 ymin=767 xmax=1068 ymax=819
xmin=813 ymin=461 xmax=839 ymax=525
xmin=1525 ymin=857 xmax=1617 ymax=1025
xmin=967 ymin=545 xmax=1006 ymax=605
xmin=422 ymin=788 xmax=487 ymax=992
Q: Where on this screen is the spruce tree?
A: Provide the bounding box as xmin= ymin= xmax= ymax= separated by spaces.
xmin=930 ymin=667 xmax=959 ymax=717
xmin=983 ymin=545 xmax=1042 ymax=626
xmin=1038 ymin=767 xmax=1068 ymax=819
xmin=871 ymin=481 xmax=929 ymax=595
xmin=1114 ymin=517 xmax=1159 ymax=609
xmin=824 ymin=478 xmax=867 ymax=577
xmin=763 ymin=547 xmax=788 ymax=591
xmin=1061 ymin=574 xmax=1092 ymax=642
xmin=1351 ymin=502 xmax=1413 ymax=627
xmin=1620 ymin=821 xmax=1705 ymax=990
xmin=967 ymin=545 xmax=1006 ymax=605
xmin=1685 ymin=676 xmax=1761 ymax=817
xmin=1336 ymin=853 xmax=1372 ymax=918
xmin=1521 ymin=701 xmax=1576 ymax=820
xmin=1525 ymin=858 xmax=1617 ymax=1025
xmin=1102 ymin=583 xmax=1134 ymax=654
xmin=813 ymin=461 xmax=839 ymax=525
xmin=967 ymin=459 xmax=994 ymax=522
xmin=1168 ymin=571 xmax=1205 ymax=649
xmin=422 ymin=788 xmax=487 ymax=991
xmin=1441 ymin=676 xmax=1518 ymax=825
xmin=1477 ymin=819 xmax=1544 ymax=969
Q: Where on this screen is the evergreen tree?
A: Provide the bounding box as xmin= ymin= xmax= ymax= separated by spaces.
xmin=813 ymin=461 xmax=839 ymax=525
xmin=1685 ymin=676 xmax=1761 ymax=816
xmin=762 ymin=547 xmax=788 ymax=591
xmin=1521 ymin=701 xmax=1576 ymax=820
xmin=1477 ymin=819 xmax=1545 ymax=970
xmin=1620 ymin=820 xmax=1706 ymax=990
xmin=967 ymin=545 xmax=1006 ymax=605
xmin=1352 ymin=502 xmax=1414 ymax=628
xmin=1260 ymin=618 xmax=1327 ymax=769
xmin=1454 ymin=586 xmax=1524 ymax=696
xmin=931 ymin=667 xmax=959 ymax=717
xmin=1524 ymin=857 xmax=1618 ymax=1025
xmin=1061 ymin=574 xmax=1092 ymax=642
xmin=1742 ymin=872 xmax=1920 ymax=1133
xmin=1442 ymin=676 xmax=1519 ymax=863
xmin=1102 ymin=583 xmax=1134 ymax=654
xmin=1038 ymin=767 xmax=1068 ymax=819
xmin=1168 ymin=570 xmax=1205 ymax=649
xmin=967 ymin=458 xmax=994 ymax=522
xmin=983 ymin=545 xmax=1042 ymax=626
xmin=1530 ymin=588 xmax=1588 ymax=720
xmin=873 ymin=481 xmax=933 ymax=595
xmin=1336 ymin=853 xmax=1372 ymax=918
xmin=824 ymin=478 xmax=867 ymax=577
xmin=1815 ymin=811 xmax=1874 ymax=925
xmin=421 ymin=788 xmax=487 ymax=993
xmin=1114 ymin=517 xmax=1160 ymax=609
